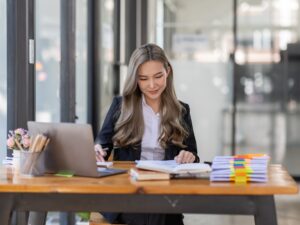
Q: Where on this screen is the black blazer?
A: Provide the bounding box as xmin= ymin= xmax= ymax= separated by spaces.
xmin=96 ymin=96 xmax=198 ymax=224
xmin=96 ymin=96 xmax=199 ymax=162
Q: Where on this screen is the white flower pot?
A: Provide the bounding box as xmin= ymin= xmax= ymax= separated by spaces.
xmin=12 ymin=149 xmax=21 ymax=169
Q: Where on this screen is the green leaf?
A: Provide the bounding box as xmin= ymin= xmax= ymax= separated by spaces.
xmin=77 ymin=212 xmax=90 ymax=221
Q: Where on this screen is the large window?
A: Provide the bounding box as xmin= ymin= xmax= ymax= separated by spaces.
xmin=75 ymin=0 xmax=88 ymax=123
xmin=235 ymin=0 xmax=300 ymax=174
xmin=156 ymin=0 xmax=233 ymax=161
xmin=98 ymin=0 xmax=115 ymax=125
xmin=35 ymin=0 xmax=60 ymax=122
xmin=155 ymin=0 xmax=300 ymax=176
xmin=0 ymin=0 xmax=7 ymax=161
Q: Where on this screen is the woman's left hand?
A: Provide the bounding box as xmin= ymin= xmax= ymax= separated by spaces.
xmin=174 ymin=150 xmax=196 ymax=164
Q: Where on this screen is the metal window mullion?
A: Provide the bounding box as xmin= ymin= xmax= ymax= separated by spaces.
xmin=60 ymin=0 xmax=76 ymax=122
xmin=125 ymin=0 xmax=137 ymax=64
xmin=28 ymin=0 xmax=35 ymax=122
xmin=7 ymin=0 xmax=35 ymax=156
xmin=136 ymin=0 xmax=142 ymax=47
xmin=113 ymin=0 xmax=121 ymax=96
xmin=137 ymin=0 xmax=148 ymax=46
xmin=87 ymin=0 xmax=98 ymax=135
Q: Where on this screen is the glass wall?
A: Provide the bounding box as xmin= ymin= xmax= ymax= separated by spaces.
xmin=156 ymin=0 xmax=233 ymax=161
xmin=97 ymin=0 xmax=115 ymax=126
xmin=235 ymin=0 xmax=300 ymax=174
xmin=76 ymin=0 xmax=88 ymax=123
xmin=0 ymin=0 xmax=7 ymax=161
xmin=155 ymin=0 xmax=300 ymax=175
xmin=35 ymin=0 xmax=60 ymax=122
xmin=235 ymin=0 xmax=285 ymax=159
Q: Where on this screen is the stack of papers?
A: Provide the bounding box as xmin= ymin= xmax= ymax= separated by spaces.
xmin=210 ymin=154 xmax=269 ymax=183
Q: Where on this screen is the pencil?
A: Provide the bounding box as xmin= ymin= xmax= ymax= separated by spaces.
xmin=15 ymin=139 xmax=24 ymax=151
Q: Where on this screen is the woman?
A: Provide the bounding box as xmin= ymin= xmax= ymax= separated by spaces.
xmin=95 ymin=43 xmax=199 ymax=225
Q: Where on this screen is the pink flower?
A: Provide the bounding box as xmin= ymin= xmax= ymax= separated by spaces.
xmin=15 ymin=128 xmax=25 ymax=136
xmin=7 ymin=137 xmax=15 ymax=149
xmin=6 ymin=128 xmax=31 ymax=150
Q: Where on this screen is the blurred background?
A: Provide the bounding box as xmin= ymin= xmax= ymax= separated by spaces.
xmin=2 ymin=0 xmax=300 ymax=176
xmin=1 ymin=1 xmax=300 ymax=224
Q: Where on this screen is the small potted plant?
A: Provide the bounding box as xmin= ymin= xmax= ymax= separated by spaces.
xmin=6 ymin=128 xmax=31 ymax=167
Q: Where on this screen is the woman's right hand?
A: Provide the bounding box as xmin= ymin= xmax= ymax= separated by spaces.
xmin=94 ymin=144 xmax=107 ymax=162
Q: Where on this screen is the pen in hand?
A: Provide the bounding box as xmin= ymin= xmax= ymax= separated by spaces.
xmin=94 ymin=144 xmax=108 ymax=162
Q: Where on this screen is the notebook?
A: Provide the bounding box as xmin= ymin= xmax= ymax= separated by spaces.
xmin=136 ymin=160 xmax=211 ymax=174
xmin=27 ymin=121 xmax=126 ymax=177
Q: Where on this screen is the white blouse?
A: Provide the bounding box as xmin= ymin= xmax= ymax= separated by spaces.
xmin=140 ymin=96 xmax=165 ymax=160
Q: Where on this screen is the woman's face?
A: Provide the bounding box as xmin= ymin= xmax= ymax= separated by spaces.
xmin=137 ymin=60 xmax=169 ymax=103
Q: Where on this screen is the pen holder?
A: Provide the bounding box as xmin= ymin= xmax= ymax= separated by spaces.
xmin=20 ymin=150 xmax=45 ymax=177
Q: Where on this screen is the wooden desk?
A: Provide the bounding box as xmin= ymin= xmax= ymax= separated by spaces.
xmin=0 ymin=163 xmax=298 ymax=225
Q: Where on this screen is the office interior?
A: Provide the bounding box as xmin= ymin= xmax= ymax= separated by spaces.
xmin=0 ymin=0 xmax=300 ymax=224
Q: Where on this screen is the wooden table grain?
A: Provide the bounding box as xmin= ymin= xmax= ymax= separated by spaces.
xmin=0 ymin=162 xmax=298 ymax=225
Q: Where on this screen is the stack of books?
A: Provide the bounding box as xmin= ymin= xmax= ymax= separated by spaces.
xmin=130 ymin=168 xmax=171 ymax=181
xmin=210 ymin=154 xmax=269 ymax=183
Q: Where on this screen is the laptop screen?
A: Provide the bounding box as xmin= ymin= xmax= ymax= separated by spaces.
xmin=27 ymin=121 xmax=105 ymax=177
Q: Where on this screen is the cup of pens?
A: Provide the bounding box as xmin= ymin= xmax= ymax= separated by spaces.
xmin=20 ymin=134 xmax=49 ymax=177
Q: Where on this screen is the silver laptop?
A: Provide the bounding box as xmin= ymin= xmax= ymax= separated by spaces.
xmin=27 ymin=121 xmax=126 ymax=177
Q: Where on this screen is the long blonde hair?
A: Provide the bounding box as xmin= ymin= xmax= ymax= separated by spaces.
xmin=113 ymin=43 xmax=188 ymax=149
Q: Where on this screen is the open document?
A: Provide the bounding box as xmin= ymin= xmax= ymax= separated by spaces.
xmin=136 ymin=160 xmax=211 ymax=174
